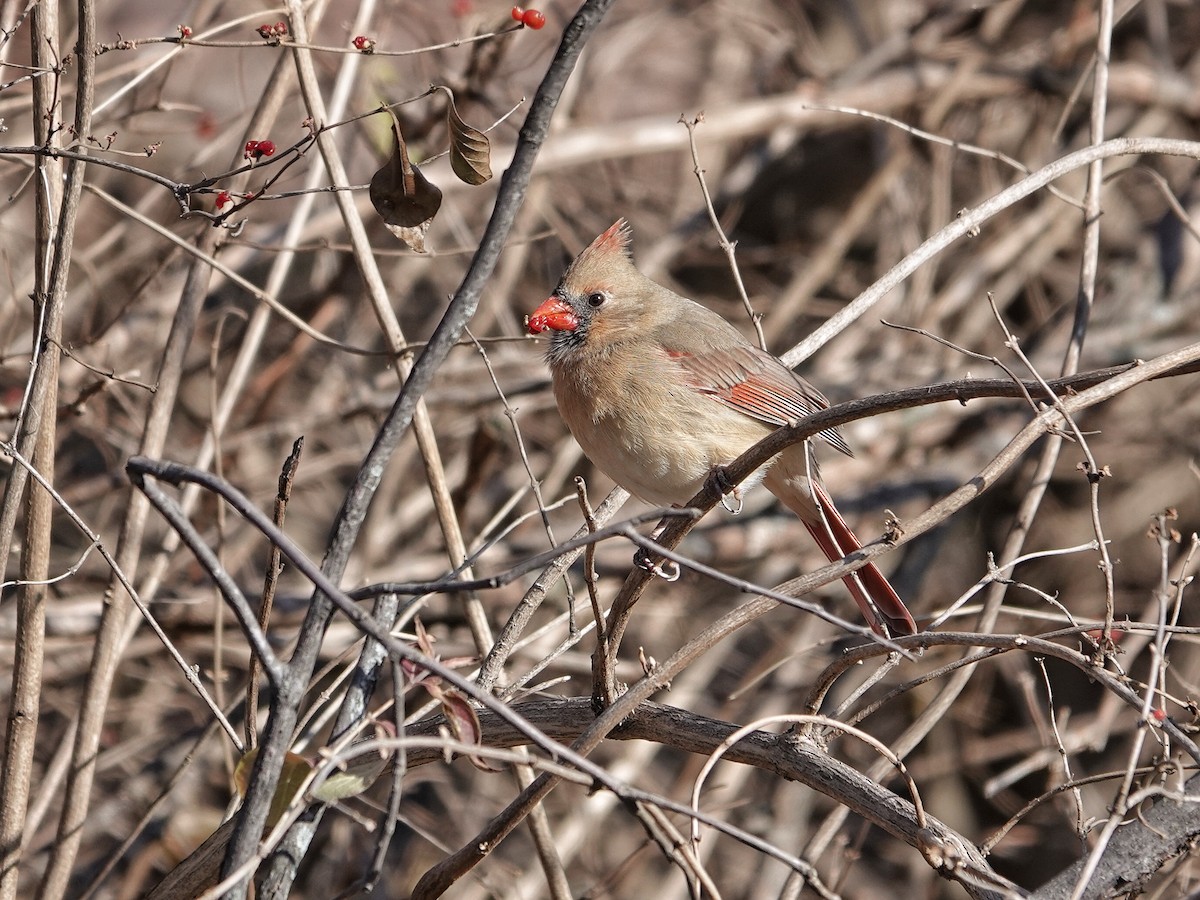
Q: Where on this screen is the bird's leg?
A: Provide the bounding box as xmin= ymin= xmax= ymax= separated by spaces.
xmin=633 ymin=516 xmax=681 ymax=581
xmin=633 ymin=547 xmax=680 ymax=581
xmin=707 ymin=464 xmax=744 ymax=514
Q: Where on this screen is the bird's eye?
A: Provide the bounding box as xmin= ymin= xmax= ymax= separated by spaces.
xmin=586 ymin=292 xmax=606 ymax=308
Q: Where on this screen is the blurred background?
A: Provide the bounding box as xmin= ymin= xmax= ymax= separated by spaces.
xmin=2 ymin=1 xmax=1200 ymax=897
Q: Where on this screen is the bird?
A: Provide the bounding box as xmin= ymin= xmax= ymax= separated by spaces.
xmin=526 ymin=219 xmax=917 ymax=637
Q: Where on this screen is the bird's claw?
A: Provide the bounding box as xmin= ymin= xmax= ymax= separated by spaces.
xmin=708 ymin=465 xmax=743 ymax=514
xmin=634 ymin=549 xmax=680 ymax=581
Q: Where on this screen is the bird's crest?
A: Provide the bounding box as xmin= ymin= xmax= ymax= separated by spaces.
xmin=588 ymin=218 xmax=632 ymax=257
xmin=564 ymin=219 xmax=632 ymax=282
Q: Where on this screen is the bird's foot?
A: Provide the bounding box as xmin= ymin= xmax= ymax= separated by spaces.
xmin=634 ymin=548 xmax=680 ymax=581
xmin=707 ymin=465 xmax=744 ymax=514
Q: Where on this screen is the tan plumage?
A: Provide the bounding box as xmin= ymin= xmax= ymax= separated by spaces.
xmin=528 ymin=219 xmax=916 ymax=637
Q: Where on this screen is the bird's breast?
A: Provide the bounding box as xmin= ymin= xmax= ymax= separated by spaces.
xmin=549 ymin=345 xmax=773 ymax=505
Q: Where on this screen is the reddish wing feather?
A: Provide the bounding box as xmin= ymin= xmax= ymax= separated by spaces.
xmin=671 ymin=345 xmax=852 ymax=456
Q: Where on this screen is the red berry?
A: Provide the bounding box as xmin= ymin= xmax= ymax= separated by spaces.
xmin=511 ymin=7 xmax=525 ymax=22
xmin=521 ymin=9 xmax=546 ymax=29
xmin=243 ymin=139 xmax=276 ymax=160
xmin=1153 ymin=708 xmax=1167 ymax=722
xmin=178 ymin=25 xmax=193 ymax=38
xmin=274 ymin=21 xmax=288 ymax=36
xmin=256 ymin=24 xmax=274 ymax=40
xmin=215 ymin=190 xmax=233 ymax=210
xmin=351 ymin=35 xmax=375 ymax=52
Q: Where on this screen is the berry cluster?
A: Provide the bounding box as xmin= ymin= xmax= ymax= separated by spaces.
xmin=510 ymin=7 xmax=546 ymax=29
xmin=351 ymin=35 xmax=376 ymax=53
xmin=256 ymin=21 xmax=288 ymax=42
xmin=243 ymin=139 xmax=277 ymax=161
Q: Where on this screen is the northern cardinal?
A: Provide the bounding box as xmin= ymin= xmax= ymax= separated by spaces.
xmin=527 ymin=219 xmax=917 ymax=637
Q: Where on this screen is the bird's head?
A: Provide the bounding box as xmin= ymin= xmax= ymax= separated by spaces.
xmin=527 ymin=219 xmax=654 ymax=355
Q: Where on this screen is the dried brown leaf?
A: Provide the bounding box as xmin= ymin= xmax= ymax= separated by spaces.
xmin=439 ymin=86 xmax=493 ymax=186
xmin=233 ymin=748 xmax=315 ymax=828
xmin=439 ymin=688 xmax=501 ymax=772
xmin=312 ymin=721 xmax=396 ymax=803
xmin=369 ymin=105 xmax=442 ymax=247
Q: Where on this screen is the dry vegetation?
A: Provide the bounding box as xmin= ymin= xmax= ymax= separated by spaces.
xmin=3 ymin=0 xmax=1200 ymax=898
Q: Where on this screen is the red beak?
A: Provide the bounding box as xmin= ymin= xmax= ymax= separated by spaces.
xmin=527 ymin=296 xmax=578 ymax=334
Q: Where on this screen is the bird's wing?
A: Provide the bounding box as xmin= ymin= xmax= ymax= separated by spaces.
xmin=669 ymin=344 xmax=852 ymax=456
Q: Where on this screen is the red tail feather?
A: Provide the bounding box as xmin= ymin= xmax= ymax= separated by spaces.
xmin=803 ymin=483 xmax=917 ymax=637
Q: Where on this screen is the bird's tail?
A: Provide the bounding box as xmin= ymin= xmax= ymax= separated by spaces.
xmin=763 ymin=459 xmax=917 ymax=637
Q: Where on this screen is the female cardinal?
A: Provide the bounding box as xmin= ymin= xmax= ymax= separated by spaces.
xmin=527 ymin=220 xmax=917 ymax=637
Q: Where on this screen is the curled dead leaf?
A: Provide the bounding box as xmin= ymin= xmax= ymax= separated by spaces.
xmin=437 ymin=86 xmax=492 ymax=185
xmin=440 ymin=688 xmax=502 ymax=772
xmin=369 ymin=106 xmax=441 ymax=249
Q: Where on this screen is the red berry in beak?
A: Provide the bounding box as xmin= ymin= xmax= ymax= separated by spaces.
xmin=527 ymin=297 xmax=578 ymax=334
